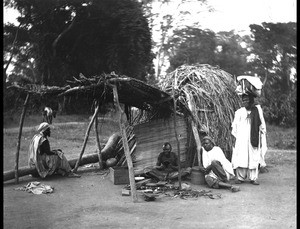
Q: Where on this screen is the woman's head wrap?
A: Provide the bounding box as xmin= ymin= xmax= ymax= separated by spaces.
xmin=37 ymin=122 xmax=51 ymax=133
xmin=202 ymin=136 xmax=215 ymax=146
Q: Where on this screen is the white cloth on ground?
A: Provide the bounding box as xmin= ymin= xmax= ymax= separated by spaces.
xmin=14 ymin=181 xmax=54 ymax=195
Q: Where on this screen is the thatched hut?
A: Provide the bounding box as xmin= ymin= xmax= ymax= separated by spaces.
xmin=159 ymin=64 xmax=241 ymax=159
xmin=5 ymin=64 xmax=241 ymax=180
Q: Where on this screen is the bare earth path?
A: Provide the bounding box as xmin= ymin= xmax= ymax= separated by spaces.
xmin=3 ymin=121 xmax=296 ymax=229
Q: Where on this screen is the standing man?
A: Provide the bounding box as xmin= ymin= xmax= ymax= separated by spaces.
xmin=199 ymin=136 xmax=240 ymax=192
xmin=231 ymin=76 xmax=267 ymax=185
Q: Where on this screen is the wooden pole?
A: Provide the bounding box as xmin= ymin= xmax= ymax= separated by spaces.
xmin=185 ymin=92 xmax=202 ymax=167
xmin=14 ymin=93 xmax=30 ymax=184
xmin=73 ymin=105 xmax=100 ymax=172
xmin=172 ymin=74 xmax=181 ymax=189
xmin=112 ymin=84 xmax=138 ymax=202
xmin=94 ymin=103 xmax=104 ymax=169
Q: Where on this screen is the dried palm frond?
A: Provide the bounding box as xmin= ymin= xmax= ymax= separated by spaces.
xmin=159 ymin=64 xmax=241 ymax=156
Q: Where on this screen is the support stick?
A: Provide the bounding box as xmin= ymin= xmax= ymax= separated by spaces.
xmin=185 ymin=92 xmax=202 ymax=167
xmin=112 ymin=85 xmax=138 ymax=202
xmin=14 ymin=93 xmax=30 ymax=184
xmin=73 ymin=105 xmax=100 ymax=172
xmin=94 ymin=104 xmax=103 ymax=169
xmin=172 ymin=75 xmax=181 ymax=189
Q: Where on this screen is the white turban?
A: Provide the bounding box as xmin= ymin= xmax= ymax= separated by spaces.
xmin=237 ymin=75 xmax=263 ymax=89
xmin=37 ymin=122 xmax=51 ymax=133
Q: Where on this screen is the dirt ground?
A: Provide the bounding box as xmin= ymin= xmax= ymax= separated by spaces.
xmin=3 ymin=121 xmax=297 ymax=229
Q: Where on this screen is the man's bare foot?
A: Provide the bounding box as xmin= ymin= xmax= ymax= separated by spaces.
xmin=66 ymin=172 xmax=81 ymax=178
xmin=230 ymin=185 xmax=240 ymax=192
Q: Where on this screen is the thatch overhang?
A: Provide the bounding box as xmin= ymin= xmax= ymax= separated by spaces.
xmin=8 ymin=73 xmax=191 ymax=119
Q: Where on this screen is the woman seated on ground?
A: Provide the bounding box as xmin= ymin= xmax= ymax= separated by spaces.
xmin=144 ymin=142 xmax=191 ymax=182
xmin=200 ymin=136 xmax=240 ymax=192
xmin=28 ymin=122 xmax=80 ymax=178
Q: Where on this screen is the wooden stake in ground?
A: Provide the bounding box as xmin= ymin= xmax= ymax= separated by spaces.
xmin=14 ymin=93 xmax=30 ymax=184
xmin=172 ymin=86 xmax=182 ymax=189
xmin=185 ymin=92 xmax=202 ymax=167
xmin=94 ymin=103 xmax=104 ymax=169
xmin=112 ymin=84 xmax=138 ymax=203
xmin=73 ymin=104 xmax=100 ymax=173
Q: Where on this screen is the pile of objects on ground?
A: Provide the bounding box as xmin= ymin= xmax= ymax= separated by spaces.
xmin=122 ymin=177 xmax=221 ymax=201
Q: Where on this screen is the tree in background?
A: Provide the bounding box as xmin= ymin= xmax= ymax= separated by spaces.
xmin=167 ymin=28 xmax=249 ymax=77
xmin=167 ymin=27 xmax=216 ymax=72
xmin=163 ymin=22 xmax=296 ymax=127
xmin=214 ymin=31 xmax=250 ymax=77
xmin=248 ymin=22 xmax=296 ymax=127
xmin=141 ymin=0 xmax=211 ymax=79
xmin=4 ymin=0 xmax=154 ymax=86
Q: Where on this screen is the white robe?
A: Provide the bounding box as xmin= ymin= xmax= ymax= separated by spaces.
xmin=231 ymin=105 xmax=267 ymax=170
xmin=28 ymin=133 xmax=67 ymax=178
xmin=202 ymin=146 xmax=235 ymax=180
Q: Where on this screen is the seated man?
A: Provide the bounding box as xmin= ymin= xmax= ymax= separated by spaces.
xmin=28 ymin=122 xmax=80 ymax=178
xmin=144 ymin=142 xmax=191 ymax=181
xmin=199 ymin=136 xmax=240 ymax=192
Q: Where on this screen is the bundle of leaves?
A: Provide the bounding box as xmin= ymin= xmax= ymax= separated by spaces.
xmin=159 ymin=64 xmax=241 ymax=158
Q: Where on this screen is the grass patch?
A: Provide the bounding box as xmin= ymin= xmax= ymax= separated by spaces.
xmin=266 ymin=124 xmax=296 ymax=149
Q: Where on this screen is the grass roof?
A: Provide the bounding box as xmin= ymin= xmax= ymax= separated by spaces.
xmin=159 ymin=64 xmax=241 ymax=153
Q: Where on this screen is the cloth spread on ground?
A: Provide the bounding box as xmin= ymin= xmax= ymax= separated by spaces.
xmin=14 ymin=182 xmax=54 ymax=195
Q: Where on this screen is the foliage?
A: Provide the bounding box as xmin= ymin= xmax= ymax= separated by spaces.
xmin=168 ymin=28 xmax=217 ymax=72
xmin=143 ymin=0 xmax=210 ymax=78
xmin=266 ymin=124 xmax=296 ymax=149
xmin=248 ymin=22 xmax=297 ymax=127
xmin=260 ymin=86 xmax=296 ymax=127
xmin=167 ymin=28 xmax=250 ymax=77
xmin=4 ymin=0 xmax=154 ymax=86
xmin=214 ymin=31 xmax=250 ymax=76
xmin=248 ymin=22 xmax=297 ymax=93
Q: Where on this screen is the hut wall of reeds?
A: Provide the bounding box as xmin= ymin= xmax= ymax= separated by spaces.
xmin=132 ymin=114 xmax=195 ymax=174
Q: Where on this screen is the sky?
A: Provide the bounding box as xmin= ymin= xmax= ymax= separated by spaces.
xmin=201 ymin=0 xmax=297 ymax=33
xmin=4 ymin=0 xmax=296 ymax=34
xmin=150 ymin=0 xmax=296 ymax=36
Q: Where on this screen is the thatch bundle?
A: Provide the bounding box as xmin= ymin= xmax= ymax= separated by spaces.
xmin=159 ymin=64 xmax=241 ymax=157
